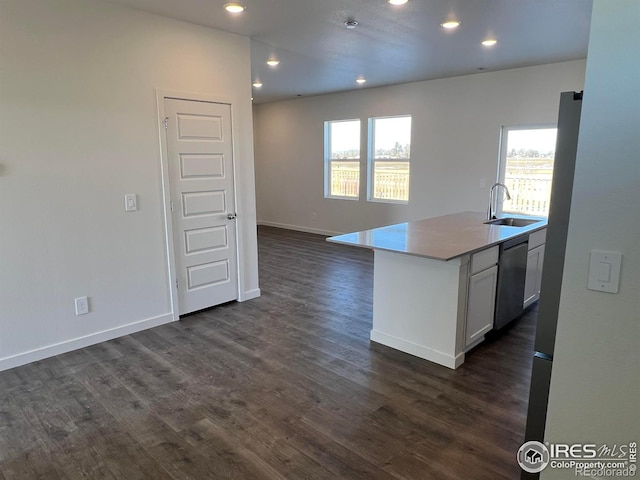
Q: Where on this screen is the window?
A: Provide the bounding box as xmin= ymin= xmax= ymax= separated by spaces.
xmin=498 ymin=126 xmax=557 ymax=217
xmin=324 ymin=119 xmax=361 ymax=199
xmin=368 ymin=115 xmax=412 ymax=203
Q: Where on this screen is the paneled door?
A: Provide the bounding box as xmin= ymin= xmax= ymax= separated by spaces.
xmin=164 ymin=98 xmax=238 ymax=315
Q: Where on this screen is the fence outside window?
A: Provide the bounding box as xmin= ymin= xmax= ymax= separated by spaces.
xmin=503 ymin=157 xmax=553 ymax=217
xmin=330 ymin=161 xmax=410 ymax=200
xmin=499 ymin=126 xmax=557 ymax=217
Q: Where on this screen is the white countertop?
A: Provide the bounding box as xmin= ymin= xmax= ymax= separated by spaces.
xmin=327 ymin=211 xmax=547 ymax=261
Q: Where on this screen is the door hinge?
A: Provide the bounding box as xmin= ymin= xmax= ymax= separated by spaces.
xmin=170 ymin=201 xmax=174 ymax=212
xmin=175 ymin=278 xmax=179 ymax=289
xmin=163 ymin=117 xmax=169 ymax=129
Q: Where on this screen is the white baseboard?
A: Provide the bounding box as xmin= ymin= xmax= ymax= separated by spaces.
xmin=370 ymin=330 xmax=465 ymax=370
xmin=0 ymin=313 xmax=175 ymax=372
xmin=257 ymin=221 xmax=343 ymax=237
xmin=240 ymin=288 xmax=261 ymax=302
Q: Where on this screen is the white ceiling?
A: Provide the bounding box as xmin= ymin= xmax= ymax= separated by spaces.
xmin=103 ymin=0 xmax=593 ymax=103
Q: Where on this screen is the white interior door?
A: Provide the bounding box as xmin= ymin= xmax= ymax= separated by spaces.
xmin=164 ymin=98 xmax=238 ymax=315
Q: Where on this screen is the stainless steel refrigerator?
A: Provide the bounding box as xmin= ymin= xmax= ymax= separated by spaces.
xmin=521 ymin=91 xmax=583 ymax=480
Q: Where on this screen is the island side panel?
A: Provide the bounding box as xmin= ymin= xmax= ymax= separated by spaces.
xmin=371 ymin=249 xmax=469 ymax=369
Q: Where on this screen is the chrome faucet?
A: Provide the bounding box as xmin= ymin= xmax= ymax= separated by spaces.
xmin=487 ymin=182 xmax=512 ymax=220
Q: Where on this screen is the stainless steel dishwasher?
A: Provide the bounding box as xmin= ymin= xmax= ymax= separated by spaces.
xmin=494 ymin=235 xmax=528 ymax=329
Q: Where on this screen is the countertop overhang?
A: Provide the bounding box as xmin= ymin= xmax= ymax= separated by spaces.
xmin=327 ymin=211 xmax=547 ymax=261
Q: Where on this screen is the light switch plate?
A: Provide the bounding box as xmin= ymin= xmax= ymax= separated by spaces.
xmin=588 ymin=250 xmax=622 ymax=293
xmin=125 ymin=194 xmax=137 ymax=211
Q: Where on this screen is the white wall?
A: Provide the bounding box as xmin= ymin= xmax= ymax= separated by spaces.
xmin=253 ymin=60 xmax=586 ymax=235
xmin=542 ymin=1 xmax=640 ymax=477
xmin=0 ymin=0 xmax=259 ymax=370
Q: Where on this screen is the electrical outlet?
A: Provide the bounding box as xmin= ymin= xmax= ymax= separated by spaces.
xmin=75 ymin=296 xmax=89 ymax=315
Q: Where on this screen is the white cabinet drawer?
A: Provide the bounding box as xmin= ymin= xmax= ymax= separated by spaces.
xmin=529 ymin=228 xmax=547 ymax=250
xmin=470 ymin=246 xmax=499 ymax=275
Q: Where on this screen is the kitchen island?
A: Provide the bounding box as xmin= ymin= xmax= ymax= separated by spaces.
xmin=328 ymin=211 xmax=547 ymax=369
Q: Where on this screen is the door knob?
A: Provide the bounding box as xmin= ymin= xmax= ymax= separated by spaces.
xmin=227 ymin=213 xmax=237 ymax=220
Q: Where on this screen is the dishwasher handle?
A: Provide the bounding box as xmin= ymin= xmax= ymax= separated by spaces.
xmin=500 ymin=235 xmax=529 ymax=251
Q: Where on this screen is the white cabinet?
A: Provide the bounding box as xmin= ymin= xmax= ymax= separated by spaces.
xmin=524 ymin=229 xmax=547 ymax=308
xmin=466 ymin=265 xmax=498 ymax=347
xmin=368 ymin=227 xmax=546 ymax=369
xmin=465 ymin=246 xmax=499 ymax=348
xmin=524 ymin=245 xmax=545 ymax=308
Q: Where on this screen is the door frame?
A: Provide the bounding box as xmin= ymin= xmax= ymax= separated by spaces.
xmin=156 ymin=89 xmax=241 ymax=320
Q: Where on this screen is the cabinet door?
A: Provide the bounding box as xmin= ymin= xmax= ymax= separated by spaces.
xmin=466 ymin=265 xmax=498 ymax=347
xmin=524 ymin=245 xmax=545 ymax=308
xmin=534 ymin=244 xmax=545 ymax=297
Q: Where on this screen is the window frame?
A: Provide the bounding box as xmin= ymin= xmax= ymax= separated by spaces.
xmin=366 ymin=115 xmax=412 ymax=204
xmin=323 ymin=119 xmax=361 ymax=201
xmin=496 ymin=123 xmax=557 ymax=217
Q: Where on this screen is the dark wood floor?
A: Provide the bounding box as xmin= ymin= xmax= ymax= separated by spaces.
xmin=0 ymin=226 xmax=536 ymax=479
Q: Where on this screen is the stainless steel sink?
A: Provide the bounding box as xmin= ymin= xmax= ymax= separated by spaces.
xmin=484 ymin=217 xmax=540 ymax=227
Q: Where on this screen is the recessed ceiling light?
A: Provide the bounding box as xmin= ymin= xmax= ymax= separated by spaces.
xmin=440 ymin=20 xmax=461 ymax=29
xmin=388 ymin=0 xmax=408 ymax=5
xmin=224 ymin=3 xmax=246 ymax=14
xmin=356 ymin=77 xmax=367 ymax=85
xmin=266 ymin=59 xmax=280 ymax=67
xmin=482 ymin=39 xmax=497 ymax=46
xmin=344 ymin=19 xmax=359 ymax=29
xmin=252 ymin=81 xmax=263 ymax=88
